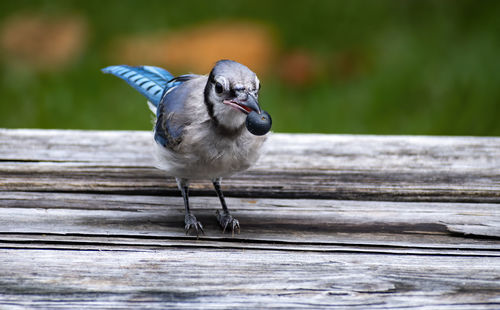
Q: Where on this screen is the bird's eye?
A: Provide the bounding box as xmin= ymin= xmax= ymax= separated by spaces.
xmin=215 ymin=82 xmax=224 ymax=94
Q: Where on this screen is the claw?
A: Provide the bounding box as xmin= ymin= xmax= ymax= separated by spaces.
xmin=185 ymin=213 xmax=204 ymax=237
xmin=216 ymin=210 xmax=240 ymax=236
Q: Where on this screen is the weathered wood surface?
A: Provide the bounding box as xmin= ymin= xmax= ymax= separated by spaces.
xmin=1 ymin=129 xmax=499 ymax=202
xmin=0 ymin=129 xmax=499 ymax=309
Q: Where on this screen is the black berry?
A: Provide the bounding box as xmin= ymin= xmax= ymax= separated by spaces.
xmin=246 ymin=110 xmax=272 ymax=136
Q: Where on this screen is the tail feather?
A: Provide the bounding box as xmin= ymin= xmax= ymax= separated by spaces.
xmin=102 ymin=65 xmax=176 ymax=107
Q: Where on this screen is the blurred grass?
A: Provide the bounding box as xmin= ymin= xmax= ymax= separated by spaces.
xmin=1 ymin=0 xmax=499 ymax=135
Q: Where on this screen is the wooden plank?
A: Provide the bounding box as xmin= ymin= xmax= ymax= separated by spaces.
xmin=1 ymin=129 xmax=500 ymax=309
xmin=1 ymin=232 xmax=499 ymax=257
xmin=0 ymin=248 xmax=499 ymax=309
xmin=2 ymin=129 xmax=500 ymax=173
xmin=1 ymin=129 xmax=500 ymax=202
xmin=1 ymin=191 xmax=498 ymax=250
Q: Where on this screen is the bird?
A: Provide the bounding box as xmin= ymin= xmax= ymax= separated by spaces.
xmin=102 ymin=60 xmax=271 ymax=236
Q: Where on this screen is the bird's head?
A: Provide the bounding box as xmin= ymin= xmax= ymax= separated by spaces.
xmin=204 ymin=60 xmax=262 ymax=131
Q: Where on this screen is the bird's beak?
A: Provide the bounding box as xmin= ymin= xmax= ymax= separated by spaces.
xmin=223 ymin=92 xmax=261 ymax=115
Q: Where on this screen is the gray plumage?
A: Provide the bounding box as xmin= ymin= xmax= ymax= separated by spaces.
xmin=153 ymin=73 xmax=265 ymax=179
xmin=103 ymin=60 xmax=269 ymax=236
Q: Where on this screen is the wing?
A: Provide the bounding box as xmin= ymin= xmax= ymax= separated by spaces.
xmin=102 ymin=65 xmax=181 ymax=107
xmin=154 ymin=76 xmax=199 ymax=148
xmin=102 ymin=64 xmax=200 ymax=148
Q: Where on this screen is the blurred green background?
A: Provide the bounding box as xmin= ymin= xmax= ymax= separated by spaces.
xmin=1 ymin=0 xmax=499 ymax=135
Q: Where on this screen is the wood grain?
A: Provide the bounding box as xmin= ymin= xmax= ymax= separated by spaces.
xmin=0 ymin=191 xmax=498 ymax=249
xmin=1 ymin=129 xmax=500 ymax=202
xmin=0 ymin=129 xmax=499 ymax=309
xmin=1 ymin=249 xmax=499 ymax=309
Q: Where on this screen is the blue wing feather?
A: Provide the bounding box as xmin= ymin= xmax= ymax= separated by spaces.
xmin=102 ymin=64 xmax=199 ymax=148
xmin=102 ymin=65 xmax=180 ymax=107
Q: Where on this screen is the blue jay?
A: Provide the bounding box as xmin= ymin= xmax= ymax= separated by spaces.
xmin=102 ymin=60 xmax=271 ymax=236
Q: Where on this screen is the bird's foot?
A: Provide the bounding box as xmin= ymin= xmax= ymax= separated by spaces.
xmin=216 ymin=210 xmax=240 ymax=236
xmin=185 ymin=213 xmax=204 ymax=237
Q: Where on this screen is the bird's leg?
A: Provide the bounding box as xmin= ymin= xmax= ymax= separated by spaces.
xmin=213 ymin=178 xmax=240 ymax=235
xmin=176 ymin=178 xmax=204 ymax=237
